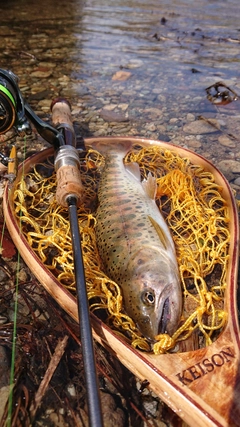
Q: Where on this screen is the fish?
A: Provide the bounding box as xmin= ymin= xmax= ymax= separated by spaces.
xmin=92 ymin=140 xmax=182 ymax=342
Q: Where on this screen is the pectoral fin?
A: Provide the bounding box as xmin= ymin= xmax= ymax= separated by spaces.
xmin=148 ymin=216 xmax=168 ymax=250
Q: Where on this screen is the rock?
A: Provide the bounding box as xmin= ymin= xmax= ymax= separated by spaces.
xmin=234 ymin=177 xmax=240 ymax=186
xmin=67 ymin=382 xmax=76 ymax=397
xmin=28 ymin=89 xmax=52 ymax=101
xmin=218 ymin=135 xmax=236 ymax=148
xmin=58 ymin=75 xmax=70 ymax=82
xmin=170 ymin=136 xmax=185 ymax=145
xmin=118 ymin=103 xmax=129 ymax=111
xmin=169 ymin=118 xmax=178 ymax=124
xmin=100 ymin=392 xmax=126 ymax=427
xmin=103 ymin=104 xmax=118 ymax=111
xmin=156 ymin=124 xmax=167 ymax=132
xmin=17 ymin=268 xmax=28 ymax=282
xmin=142 ymin=398 xmax=158 ymax=417
xmin=37 ymin=99 xmax=52 ymax=109
xmin=38 ymin=61 xmax=56 ymax=68
xmin=144 ymin=107 xmax=163 ymax=116
xmin=158 ymin=134 xmax=170 ymax=142
xmin=30 ymin=70 xmax=53 ymax=78
xmin=183 ymin=119 xmax=220 ymax=134
xmin=99 ymin=109 xmax=129 ymax=122
xmin=218 ymin=159 xmax=240 ymax=176
xmin=145 ymin=122 xmax=157 ymax=131
xmin=186 ymin=139 xmax=202 ymax=148
xmin=186 ymin=113 xmax=195 ymax=122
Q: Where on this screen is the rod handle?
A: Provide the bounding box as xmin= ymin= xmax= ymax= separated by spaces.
xmin=51 ymin=98 xmax=74 ymax=130
xmin=51 ymin=99 xmax=84 ymax=207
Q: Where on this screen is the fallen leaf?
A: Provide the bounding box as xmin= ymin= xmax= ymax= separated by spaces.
xmin=112 ymin=71 xmax=131 ymax=81
xmin=0 ymin=224 xmax=16 ymax=258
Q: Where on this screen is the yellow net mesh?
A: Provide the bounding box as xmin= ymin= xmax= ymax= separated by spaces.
xmin=12 ymin=145 xmax=230 ymax=354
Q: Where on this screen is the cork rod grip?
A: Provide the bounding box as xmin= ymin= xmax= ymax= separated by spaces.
xmin=55 ymin=164 xmax=84 ymax=207
xmin=52 ymin=99 xmax=84 ymax=207
xmin=51 ymin=98 xmax=74 ymax=130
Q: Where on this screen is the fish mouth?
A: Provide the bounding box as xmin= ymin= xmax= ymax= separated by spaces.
xmin=158 ymin=297 xmax=170 ymax=334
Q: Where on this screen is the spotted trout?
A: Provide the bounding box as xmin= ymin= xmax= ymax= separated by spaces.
xmin=93 ymin=140 xmax=182 ymax=341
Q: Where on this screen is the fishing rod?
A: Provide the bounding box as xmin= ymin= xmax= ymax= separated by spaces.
xmin=0 ymin=69 xmax=103 ymax=426
xmin=51 ymin=99 xmax=103 ymax=427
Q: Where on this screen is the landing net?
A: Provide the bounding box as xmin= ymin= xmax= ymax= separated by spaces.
xmin=13 ymin=145 xmax=230 ymax=354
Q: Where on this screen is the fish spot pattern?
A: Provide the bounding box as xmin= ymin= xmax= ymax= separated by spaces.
xmin=95 ymin=152 xmax=171 ymax=280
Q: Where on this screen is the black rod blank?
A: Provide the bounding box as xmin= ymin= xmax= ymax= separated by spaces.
xmin=68 ymin=196 xmax=103 ymax=427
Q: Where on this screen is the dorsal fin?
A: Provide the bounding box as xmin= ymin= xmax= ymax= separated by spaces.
xmin=142 ymin=172 xmax=157 ymax=199
xmin=148 ymin=216 xmax=168 ymax=250
xmin=125 ymin=162 xmax=141 ymax=182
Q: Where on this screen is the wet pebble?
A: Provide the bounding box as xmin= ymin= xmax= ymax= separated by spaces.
xmin=100 ymin=391 xmax=126 ymax=426
xmin=218 ymin=159 xmax=240 ymax=173
xmin=37 ymin=99 xmax=52 ymax=110
xmin=218 ymin=135 xmax=236 ymax=148
xmin=118 ymin=103 xmax=129 ymax=111
xmin=142 ymin=398 xmax=159 ymax=418
xmin=17 ymin=268 xmax=28 ymax=282
xmin=185 ymin=138 xmax=202 ymax=148
xmin=169 ymin=118 xmax=179 ymax=124
xmin=66 ymin=382 xmax=76 ymax=398
xmin=30 ymin=70 xmax=53 ymax=78
xmin=233 ymin=177 xmax=240 ymax=186
xmin=218 ymin=159 xmax=240 ymax=181
xmin=103 ymin=104 xmax=118 ymax=111
xmin=99 ymin=109 xmax=129 ymax=122
xmin=144 ymin=107 xmax=163 ymax=117
xmin=0 ymin=267 xmax=8 ymax=281
xmin=183 ymin=119 xmax=220 ymax=134
xmin=145 ymin=122 xmax=157 ymax=131
xmin=186 ymin=113 xmax=195 ymax=122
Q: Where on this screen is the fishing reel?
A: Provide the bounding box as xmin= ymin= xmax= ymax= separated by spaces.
xmin=0 ymin=69 xmax=31 ymax=135
xmin=0 ymin=68 xmax=67 ymax=146
xmin=0 ymin=69 xmax=70 ymax=176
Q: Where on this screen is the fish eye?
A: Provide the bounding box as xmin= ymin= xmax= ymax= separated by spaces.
xmin=141 ymin=289 xmax=155 ymax=306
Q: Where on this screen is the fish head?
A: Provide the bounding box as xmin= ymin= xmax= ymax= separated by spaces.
xmin=125 ymin=247 xmax=182 ymax=342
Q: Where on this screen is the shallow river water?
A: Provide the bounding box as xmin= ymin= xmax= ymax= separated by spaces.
xmin=1 ymin=0 xmax=240 ymax=189
xmin=0 ymin=1 xmax=240 ymax=426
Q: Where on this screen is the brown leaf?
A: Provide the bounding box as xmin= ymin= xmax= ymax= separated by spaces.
xmin=0 ymin=224 xmax=16 ymax=258
xmin=112 ymin=70 xmax=131 ymax=81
